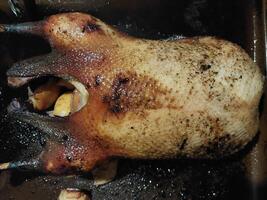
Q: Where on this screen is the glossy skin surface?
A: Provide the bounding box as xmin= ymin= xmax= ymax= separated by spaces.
xmin=4 ymin=12 xmax=264 ymax=173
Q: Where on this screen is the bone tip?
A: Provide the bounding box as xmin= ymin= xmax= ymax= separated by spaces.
xmin=0 ymin=159 xmax=40 ymax=171
xmin=0 ymin=24 xmax=6 ymax=32
xmin=0 ymin=162 xmax=10 ymax=170
xmin=58 ymin=189 xmax=90 ymax=200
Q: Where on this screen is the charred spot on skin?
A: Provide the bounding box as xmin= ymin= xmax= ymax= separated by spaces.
xmin=102 ymin=72 xmax=168 ymax=115
xmin=95 ymin=75 xmax=103 ymax=86
xmin=66 ymin=155 xmax=72 ymax=162
xmin=82 ymin=22 xmax=100 ymax=33
xmin=118 ymin=77 xmax=130 ymax=84
xmin=179 ymin=138 xmax=188 ymax=150
xmin=108 ymin=76 xmax=130 ymax=113
xmin=200 ymin=64 xmax=211 ymax=72
xmin=110 ymin=104 xmax=122 ymax=113
xmin=62 ymin=135 xmax=69 ymax=141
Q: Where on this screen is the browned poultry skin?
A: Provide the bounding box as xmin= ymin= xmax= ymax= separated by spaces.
xmin=3 ymin=12 xmax=264 ymax=174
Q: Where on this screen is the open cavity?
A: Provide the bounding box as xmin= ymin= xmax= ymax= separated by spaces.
xmin=9 ymin=76 xmax=89 ymax=117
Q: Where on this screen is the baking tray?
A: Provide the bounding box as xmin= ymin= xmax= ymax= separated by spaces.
xmin=0 ymin=0 xmax=266 ymax=199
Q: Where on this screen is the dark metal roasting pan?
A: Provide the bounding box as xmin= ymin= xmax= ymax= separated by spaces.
xmin=0 ymin=0 xmax=266 ymax=199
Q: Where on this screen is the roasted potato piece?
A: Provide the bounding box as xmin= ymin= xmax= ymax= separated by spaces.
xmin=53 ymin=92 xmax=73 ymax=117
xmin=29 ymin=81 xmax=61 ymax=111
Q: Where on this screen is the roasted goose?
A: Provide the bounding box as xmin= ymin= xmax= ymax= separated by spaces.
xmin=0 ymin=12 xmax=264 ymax=174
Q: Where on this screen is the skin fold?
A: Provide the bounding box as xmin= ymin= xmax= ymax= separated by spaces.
xmin=1 ymin=12 xmax=264 ymax=174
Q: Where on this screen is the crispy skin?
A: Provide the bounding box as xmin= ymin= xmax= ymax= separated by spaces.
xmin=6 ymin=13 xmax=264 ymax=173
